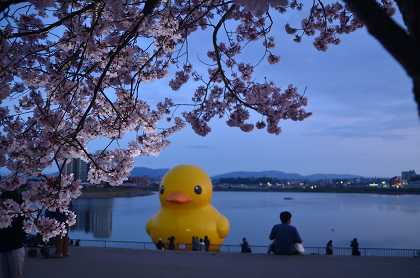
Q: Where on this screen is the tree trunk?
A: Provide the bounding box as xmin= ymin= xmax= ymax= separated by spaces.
xmin=414 ymin=76 xmax=420 ymax=117
xmin=394 ymin=0 xmax=420 ymax=42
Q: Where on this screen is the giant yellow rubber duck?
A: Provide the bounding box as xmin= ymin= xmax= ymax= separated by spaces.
xmin=146 ymin=165 xmax=230 ymax=251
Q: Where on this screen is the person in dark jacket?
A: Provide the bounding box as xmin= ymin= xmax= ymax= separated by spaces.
xmin=269 ymin=211 xmax=303 ymax=255
xmin=156 ymin=238 xmax=165 ymax=250
xmin=167 ymin=236 xmax=176 ymax=250
xmin=326 ymin=240 xmax=333 ymax=255
xmin=191 ymin=236 xmax=199 ymax=251
xmin=203 ymin=236 xmax=210 ymax=252
xmin=240 ymin=238 xmax=252 ymax=253
xmin=0 ymin=191 xmax=26 ymax=278
xmin=351 ymin=238 xmax=360 ymax=256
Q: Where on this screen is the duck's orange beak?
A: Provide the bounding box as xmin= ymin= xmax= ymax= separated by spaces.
xmin=166 ymin=192 xmax=192 ymax=204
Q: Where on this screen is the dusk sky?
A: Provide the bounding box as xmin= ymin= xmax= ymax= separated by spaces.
xmin=3 ymin=4 xmax=418 ymax=178
xmin=129 ymin=8 xmax=420 ymax=178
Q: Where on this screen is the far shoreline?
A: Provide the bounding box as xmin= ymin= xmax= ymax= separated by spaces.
xmin=80 ymin=186 xmax=154 ymax=199
xmin=212 ymin=187 xmax=420 ymax=195
xmin=77 ymin=185 xmax=420 ymax=199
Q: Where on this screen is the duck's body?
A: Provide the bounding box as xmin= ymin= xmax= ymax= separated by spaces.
xmin=146 ymin=165 xmax=230 ymax=250
xmin=147 ymin=205 xmax=229 ymax=249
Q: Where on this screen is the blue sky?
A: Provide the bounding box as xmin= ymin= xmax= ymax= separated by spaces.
xmin=132 ymin=9 xmax=420 ymax=177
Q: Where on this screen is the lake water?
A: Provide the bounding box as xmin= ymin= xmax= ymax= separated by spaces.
xmin=70 ymin=192 xmax=420 ymax=249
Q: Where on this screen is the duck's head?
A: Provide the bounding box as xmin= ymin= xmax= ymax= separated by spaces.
xmin=159 ymin=165 xmax=212 ymax=208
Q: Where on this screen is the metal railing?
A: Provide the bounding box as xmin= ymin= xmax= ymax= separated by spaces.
xmin=303 ymin=246 xmax=419 ymax=257
xmin=70 ymin=239 xmax=420 ymax=257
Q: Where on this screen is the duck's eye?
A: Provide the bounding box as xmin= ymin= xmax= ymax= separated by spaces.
xmin=160 ymin=186 xmax=164 ymax=195
xmin=194 ymin=185 xmax=202 ymax=195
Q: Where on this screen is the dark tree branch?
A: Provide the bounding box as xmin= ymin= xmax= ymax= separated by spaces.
xmin=0 ymin=0 xmax=25 ymax=14
xmin=3 ymin=3 xmax=97 ymax=39
xmin=212 ymin=4 xmax=260 ymax=112
xmin=73 ymin=0 xmax=160 ymax=136
xmin=394 ymin=0 xmax=420 ymax=42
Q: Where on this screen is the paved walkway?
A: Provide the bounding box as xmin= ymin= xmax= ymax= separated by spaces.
xmin=24 ymin=247 xmax=420 ymax=278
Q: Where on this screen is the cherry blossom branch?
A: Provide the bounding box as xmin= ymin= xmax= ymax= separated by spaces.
xmin=212 ymin=4 xmax=259 ymax=112
xmin=393 ymin=0 xmax=420 ymax=40
xmin=0 ymin=0 xmax=341 ymax=236
xmin=3 ymin=3 xmax=97 ymax=39
xmin=73 ymin=0 xmax=160 ymax=136
xmin=0 ymin=0 xmax=25 ymax=14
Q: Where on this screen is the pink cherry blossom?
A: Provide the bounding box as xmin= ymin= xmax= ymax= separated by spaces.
xmin=0 ymin=0 xmax=375 ymax=238
xmin=267 ymin=53 xmax=280 ymax=64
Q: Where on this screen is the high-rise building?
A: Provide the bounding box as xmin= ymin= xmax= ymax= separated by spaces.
xmin=402 ymin=170 xmax=417 ymax=185
xmin=401 ymin=170 xmax=420 ymax=188
xmin=64 ymin=158 xmax=89 ymax=182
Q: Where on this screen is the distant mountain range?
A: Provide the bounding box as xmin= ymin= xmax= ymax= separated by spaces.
xmin=212 ymin=171 xmax=362 ymax=181
xmin=212 ymin=170 xmax=302 ymax=180
xmin=130 ymin=167 xmax=362 ymax=181
xmin=0 ymin=166 xmax=364 ymax=181
xmin=130 ymin=167 xmax=169 ymax=180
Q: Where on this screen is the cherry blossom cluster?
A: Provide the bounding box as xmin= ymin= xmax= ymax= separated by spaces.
xmin=0 ymin=175 xmax=80 ymax=241
xmin=282 ymin=2 xmax=363 ymax=50
xmin=33 ymin=217 xmax=66 ymax=242
xmin=0 ymin=198 xmax=20 ymax=229
xmin=281 ymin=1 xmax=395 ymax=51
xmin=0 ymin=0 xmax=369 ymax=237
xmin=234 ymin=0 xmax=289 ymax=16
xmin=179 ymin=2 xmax=313 ymax=136
xmin=169 ymin=64 xmax=192 ymax=91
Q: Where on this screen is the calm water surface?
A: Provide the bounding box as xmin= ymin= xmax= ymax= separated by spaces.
xmin=70 ymin=192 xmax=420 ymax=248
